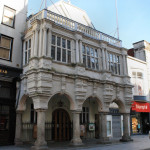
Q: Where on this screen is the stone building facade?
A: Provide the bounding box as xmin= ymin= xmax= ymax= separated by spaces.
xmin=16 ymin=1 xmax=133 ymax=149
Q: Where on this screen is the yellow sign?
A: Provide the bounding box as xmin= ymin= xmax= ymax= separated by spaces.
xmin=0 ymin=69 xmax=7 ymax=74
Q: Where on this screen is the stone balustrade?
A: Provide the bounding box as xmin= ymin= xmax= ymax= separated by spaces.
xmin=27 ymin=9 xmax=122 ymax=47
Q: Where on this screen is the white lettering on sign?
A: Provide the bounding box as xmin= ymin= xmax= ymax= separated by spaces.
xmin=136 ymin=104 xmax=147 ymax=110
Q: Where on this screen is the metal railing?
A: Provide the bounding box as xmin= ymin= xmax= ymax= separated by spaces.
xmin=28 ymin=9 xmax=122 ymax=47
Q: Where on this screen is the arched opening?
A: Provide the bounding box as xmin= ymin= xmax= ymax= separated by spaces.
xmin=109 ymin=100 xmax=125 ymax=139
xmin=80 ymin=97 xmax=102 ymax=139
xmin=46 ymin=93 xmax=73 ymax=141
xmin=52 ymin=108 xmax=71 ymax=141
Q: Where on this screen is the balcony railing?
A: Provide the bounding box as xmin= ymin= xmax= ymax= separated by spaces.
xmin=28 ymin=9 xmax=122 ymax=47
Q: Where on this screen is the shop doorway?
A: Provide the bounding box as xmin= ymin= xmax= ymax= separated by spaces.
xmin=0 ymin=105 xmax=9 ymax=145
xmin=52 ymin=108 xmax=71 ymax=141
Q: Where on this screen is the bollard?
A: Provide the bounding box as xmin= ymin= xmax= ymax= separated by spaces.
xmin=149 ymin=131 xmax=150 ymax=139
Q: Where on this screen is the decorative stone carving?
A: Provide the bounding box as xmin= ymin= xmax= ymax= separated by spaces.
xmin=75 ymin=79 xmax=87 ymax=110
xmin=38 ymin=57 xmax=52 ymax=69
xmin=61 ymin=76 xmax=66 ymax=92
xmin=103 ymin=84 xmax=114 ymax=102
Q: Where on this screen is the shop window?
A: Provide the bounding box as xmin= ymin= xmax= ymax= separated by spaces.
xmin=30 ymin=104 xmax=37 ymax=124
xmin=132 ymin=71 xmax=144 ymax=95
xmin=51 ymin=35 xmax=71 ymax=63
xmin=82 ymin=45 xmax=99 ymax=70
xmin=0 ymin=34 xmax=13 ymax=60
xmin=24 ymin=39 xmax=31 ymax=64
xmin=2 ymin=6 xmax=16 ymax=28
xmin=80 ymin=107 xmax=89 ymax=124
xmin=108 ymin=53 xmax=120 ymax=75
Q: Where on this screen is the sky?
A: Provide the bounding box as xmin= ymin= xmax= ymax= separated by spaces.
xmin=28 ymin=0 xmax=150 ymax=49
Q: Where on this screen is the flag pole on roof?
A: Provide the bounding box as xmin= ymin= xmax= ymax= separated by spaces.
xmin=115 ymin=0 xmax=119 ymax=39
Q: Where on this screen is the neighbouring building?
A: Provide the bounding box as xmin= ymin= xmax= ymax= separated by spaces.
xmin=16 ymin=1 xmax=133 ymax=149
xmin=0 ymin=0 xmax=28 ymax=145
xmin=127 ymin=40 xmax=150 ymax=135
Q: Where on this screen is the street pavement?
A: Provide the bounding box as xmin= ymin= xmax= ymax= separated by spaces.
xmin=0 ymin=135 xmax=150 ymax=150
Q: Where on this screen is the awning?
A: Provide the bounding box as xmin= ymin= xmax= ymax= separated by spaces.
xmin=131 ymin=101 xmax=150 ymax=112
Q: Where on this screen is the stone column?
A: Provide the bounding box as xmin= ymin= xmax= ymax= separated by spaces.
xmin=71 ymin=111 xmax=82 ymax=145
xmin=34 ymin=29 xmax=39 ymax=57
xmin=76 ymin=40 xmax=79 ymax=63
xmin=38 ymin=27 xmax=43 ymax=57
xmin=102 ymin=48 xmax=106 ymax=70
xmin=105 ymin=49 xmax=109 ymax=70
xmin=120 ymin=113 xmax=132 ymax=142
xmin=32 ymin=109 xmax=48 ymax=150
xmin=15 ymin=111 xmax=23 ymax=145
xmin=31 ymin=31 xmax=35 ymax=58
xmin=79 ymin=40 xmax=83 ymax=63
xmin=42 ymin=27 xmax=48 ymax=56
xmin=98 ymin=112 xmax=110 ymax=144
xmin=47 ymin=29 xmax=52 ymax=57
xmin=123 ymin=55 xmax=127 ymax=75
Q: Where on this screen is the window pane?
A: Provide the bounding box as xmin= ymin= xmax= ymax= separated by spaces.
xmin=87 ymin=56 xmax=91 ymax=68
xmin=82 ymin=45 xmax=85 ymax=54
xmin=25 ymin=41 xmax=28 ymax=50
xmin=90 ymin=48 xmax=94 ymax=56
xmin=3 ymin=7 xmax=15 ymax=27
xmin=57 ymin=37 xmax=61 ymax=46
xmin=51 ymin=46 xmax=55 ymax=59
xmin=62 ymin=38 xmax=66 ymax=48
xmin=111 ymin=62 xmax=113 ymax=72
xmin=118 ymin=64 xmax=120 ymax=75
xmin=52 ymin=35 xmax=55 ymax=45
xmin=67 ymin=51 xmax=71 ymax=63
xmin=1 ymin=36 xmax=11 ymax=49
xmin=28 ymin=50 xmax=31 ymax=61
xmin=62 ymin=49 xmax=66 ymax=62
xmin=29 ymin=39 xmax=31 ymax=48
xmin=116 ymin=56 xmax=119 ymax=63
xmin=95 ymin=58 xmax=99 ymax=70
xmin=83 ymin=55 xmax=86 ymax=66
xmin=0 ymin=48 xmax=10 ymax=59
xmin=109 ymin=54 xmax=113 ymax=62
xmin=57 ymin=47 xmax=61 ymax=61
xmin=91 ymin=57 xmax=95 ymax=69
xmin=113 ymin=55 xmax=116 ymax=62
xmin=95 ymin=49 xmax=98 ymax=57
xmin=67 ymin=40 xmax=71 ymax=49
xmin=114 ymin=63 xmax=117 ymax=74
xmin=25 ymin=51 xmax=27 ymax=64
xmin=86 ymin=46 xmax=90 ymax=55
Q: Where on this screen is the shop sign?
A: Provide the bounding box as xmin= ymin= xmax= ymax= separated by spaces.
xmin=131 ymin=101 xmax=150 ymax=112
xmin=0 ymin=69 xmax=7 ymax=74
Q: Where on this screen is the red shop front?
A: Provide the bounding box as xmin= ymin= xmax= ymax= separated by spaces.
xmin=131 ymin=101 xmax=150 ymax=134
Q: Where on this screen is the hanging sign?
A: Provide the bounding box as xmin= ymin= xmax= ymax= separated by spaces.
xmin=131 ymin=101 xmax=150 ymax=112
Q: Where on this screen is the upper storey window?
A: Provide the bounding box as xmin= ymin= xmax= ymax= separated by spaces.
xmin=108 ymin=53 xmax=120 ymax=75
xmin=51 ymin=35 xmax=71 ymax=63
xmin=24 ymin=39 xmax=31 ymax=64
xmin=2 ymin=6 xmax=16 ymax=28
xmin=0 ymin=34 xmax=13 ymax=60
xmin=82 ymin=45 xmax=99 ymax=70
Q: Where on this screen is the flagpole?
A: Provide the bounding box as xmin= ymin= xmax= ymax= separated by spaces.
xmin=115 ymin=0 xmax=119 ymax=39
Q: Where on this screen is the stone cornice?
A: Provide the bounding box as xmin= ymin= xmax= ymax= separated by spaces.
xmin=25 ymin=67 xmax=132 ymax=88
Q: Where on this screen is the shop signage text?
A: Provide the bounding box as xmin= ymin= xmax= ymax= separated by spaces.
xmin=131 ymin=101 xmax=150 ymax=112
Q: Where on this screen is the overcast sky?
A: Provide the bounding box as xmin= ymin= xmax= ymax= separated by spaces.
xmin=28 ymin=0 xmax=150 ymax=48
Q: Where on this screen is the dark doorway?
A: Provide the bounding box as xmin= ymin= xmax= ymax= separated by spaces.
xmin=52 ymin=108 xmax=71 ymax=141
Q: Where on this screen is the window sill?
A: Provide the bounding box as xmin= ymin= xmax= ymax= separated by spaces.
xmin=1 ymin=22 xmax=15 ymax=29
